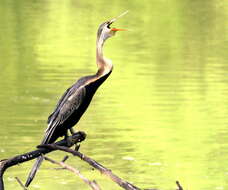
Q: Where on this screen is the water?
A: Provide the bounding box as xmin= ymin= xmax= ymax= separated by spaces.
xmin=0 ymin=0 xmax=227 ymax=189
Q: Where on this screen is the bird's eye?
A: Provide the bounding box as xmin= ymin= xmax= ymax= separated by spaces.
xmin=107 ymin=22 xmax=111 ymax=29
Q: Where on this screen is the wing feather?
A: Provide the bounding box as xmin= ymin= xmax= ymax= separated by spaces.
xmin=47 ymin=86 xmax=73 ymax=124
xmin=58 ymin=86 xmax=86 ymax=124
xmin=44 ymin=86 xmax=86 ymax=143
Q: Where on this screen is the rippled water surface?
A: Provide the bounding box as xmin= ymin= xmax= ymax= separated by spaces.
xmin=0 ymin=0 xmax=227 ymax=189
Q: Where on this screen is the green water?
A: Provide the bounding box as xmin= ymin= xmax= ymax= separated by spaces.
xmin=0 ymin=0 xmax=227 ymax=189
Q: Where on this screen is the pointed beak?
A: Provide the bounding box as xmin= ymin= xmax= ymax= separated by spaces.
xmin=109 ymin=10 xmax=129 ymax=23
xmin=111 ymin=28 xmax=127 ymax=31
xmin=109 ymin=11 xmax=128 ymax=32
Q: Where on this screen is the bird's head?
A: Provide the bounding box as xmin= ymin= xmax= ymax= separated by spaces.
xmin=97 ymin=11 xmax=128 ymax=43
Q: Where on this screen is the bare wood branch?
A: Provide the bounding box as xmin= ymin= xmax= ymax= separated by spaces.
xmin=39 ymin=144 xmax=141 ymax=190
xmin=0 ymin=131 xmax=86 ymax=190
xmin=44 ymin=156 xmax=101 ymax=190
xmin=0 ymin=131 xmax=181 ymax=190
xmin=15 ymin=177 xmax=28 ymax=190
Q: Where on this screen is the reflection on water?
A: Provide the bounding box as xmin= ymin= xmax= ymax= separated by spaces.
xmin=0 ymin=0 xmax=227 ymax=189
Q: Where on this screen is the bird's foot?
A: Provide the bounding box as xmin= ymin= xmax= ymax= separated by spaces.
xmin=66 ymin=131 xmax=86 ymax=147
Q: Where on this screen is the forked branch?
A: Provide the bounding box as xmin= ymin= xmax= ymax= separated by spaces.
xmin=0 ymin=131 xmax=86 ymax=190
xmin=44 ymin=156 xmax=101 ymax=190
xmin=39 ymin=144 xmax=141 ymax=190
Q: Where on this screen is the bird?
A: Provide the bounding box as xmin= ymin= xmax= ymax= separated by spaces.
xmin=25 ymin=11 xmax=127 ymax=187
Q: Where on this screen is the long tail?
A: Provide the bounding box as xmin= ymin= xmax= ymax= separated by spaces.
xmin=25 ymin=156 xmax=44 ymax=187
xmin=25 ymin=120 xmax=59 ymax=187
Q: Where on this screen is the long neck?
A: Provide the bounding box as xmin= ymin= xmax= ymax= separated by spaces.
xmin=96 ymin=37 xmax=113 ymax=77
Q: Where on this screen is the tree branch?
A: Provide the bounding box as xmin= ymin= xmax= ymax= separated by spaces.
xmin=39 ymin=144 xmax=141 ymax=190
xmin=0 ymin=131 xmax=86 ymax=190
xmin=0 ymin=131 xmax=185 ymax=190
xmin=15 ymin=177 xmax=28 ymax=190
xmin=44 ymin=156 xmax=101 ymax=190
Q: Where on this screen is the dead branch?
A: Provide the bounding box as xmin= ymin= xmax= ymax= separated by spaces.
xmin=0 ymin=131 xmax=86 ymax=190
xmin=0 ymin=131 xmax=185 ymax=190
xmin=15 ymin=177 xmax=28 ymax=190
xmin=39 ymin=144 xmax=141 ymax=190
xmin=44 ymin=156 xmax=101 ymax=190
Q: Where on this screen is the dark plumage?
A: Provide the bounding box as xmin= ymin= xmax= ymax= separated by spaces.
xmin=43 ymin=72 xmax=112 ymax=144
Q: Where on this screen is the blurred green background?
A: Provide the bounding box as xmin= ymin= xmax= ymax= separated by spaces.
xmin=0 ymin=0 xmax=227 ymax=189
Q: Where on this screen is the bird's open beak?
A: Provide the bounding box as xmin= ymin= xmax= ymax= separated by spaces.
xmin=111 ymin=28 xmax=127 ymax=31
xmin=109 ymin=11 xmax=128 ymax=32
